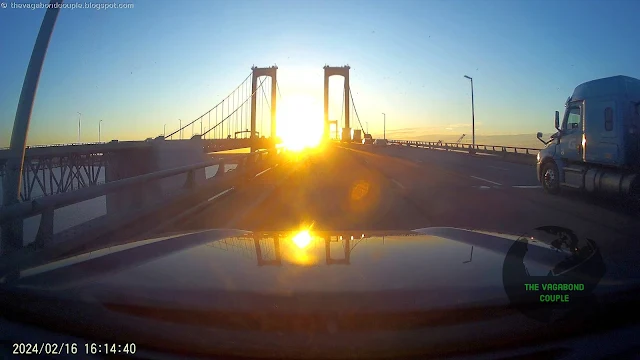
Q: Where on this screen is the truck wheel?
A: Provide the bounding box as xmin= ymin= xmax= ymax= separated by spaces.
xmin=628 ymin=181 xmax=640 ymax=212
xmin=541 ymin=162 xmax=560 ymax=194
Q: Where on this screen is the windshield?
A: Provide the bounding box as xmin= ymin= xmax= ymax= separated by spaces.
xmin=1 ymin=0 xmax=640 ymax=359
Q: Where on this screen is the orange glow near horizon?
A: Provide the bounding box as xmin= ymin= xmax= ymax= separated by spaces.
xmin=277 ymin=94 xmax=324 ymax=151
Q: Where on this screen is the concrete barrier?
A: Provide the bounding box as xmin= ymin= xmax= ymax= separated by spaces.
xmin=150 ymin=137 xmax=208 ymax=195
xmin=105 ymin=137 xmax=210 ymax=216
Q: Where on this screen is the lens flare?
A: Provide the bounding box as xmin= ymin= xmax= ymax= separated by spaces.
xmin=350 ymin=180 xmax=370 ymax=201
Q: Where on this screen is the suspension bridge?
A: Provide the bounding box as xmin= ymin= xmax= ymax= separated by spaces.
xmin=0 ymin=63 xmax=377 ymax=255
xmin=0 ymin=64 xmax=372 ymax=202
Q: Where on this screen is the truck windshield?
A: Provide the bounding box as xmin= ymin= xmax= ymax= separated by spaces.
xmin=565 ymin=106 xmax=581 ymax=131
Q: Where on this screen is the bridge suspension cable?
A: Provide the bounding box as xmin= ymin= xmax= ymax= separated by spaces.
xmin=165 ymin=72 xmax=252 ymax=139
xmin=349 ymin=88 xmax=365 ymax=133
xmin=201 ymin=77 xmax=268 ymax=137
xmin=260 ymin=79 xmax=271 ymax=110
xmin=276 ymin=79 xmax=283 ymax=99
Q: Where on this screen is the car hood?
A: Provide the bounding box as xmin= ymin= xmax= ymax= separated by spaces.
xmin=2 ymin=227 xmax=636 ymax=311
xmin=1 ymin=227 xmax=638 ymax=359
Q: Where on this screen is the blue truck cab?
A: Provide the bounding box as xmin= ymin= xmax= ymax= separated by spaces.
xmin=536 ymin=75 xmax=640 ymax=199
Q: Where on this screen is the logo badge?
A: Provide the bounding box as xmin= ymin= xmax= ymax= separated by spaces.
xmin=502 ymin=226 xmax=606 ymax=323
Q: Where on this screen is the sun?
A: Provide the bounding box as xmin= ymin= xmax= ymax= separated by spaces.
xmin=292 ymin=230 xmax=312 ymax=249
xmin=276 ymin=94 xmax=324 ymax=151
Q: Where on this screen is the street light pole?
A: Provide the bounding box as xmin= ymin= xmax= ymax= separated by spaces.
xmin=99 ymin=119 xmax=103 ymax=142
xmin=179 ymin=119 xmax=182 ymax=139
xmin=164 ymin=123 xmax=167 ymax=137
xmin=77 ymin=112 xmax=82 ymax=143
xmin=382 ymin=113 xmax=386 ymax=139
xmin=1 ymin=0 xmax=63 ymax=255
xmin=366 ymin=121 xmax=369 ymax=134
xmin=464 ymin=75 xmax=475 ymax=152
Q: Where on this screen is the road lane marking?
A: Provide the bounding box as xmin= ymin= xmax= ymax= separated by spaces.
xmin=471 ymin=176 xmax=502 ymax=186
xmin=488 ymin=166 xmax=508 ymax=171
xmin=254 ymin=167 xmax=272 ymax=178
xmin=208 ymin=187 xmax=234 ymax=202
xmin=512 ymin=185 xmax=542 ymax=189
xmin=391 ymin=179 xmax=406 ymax=189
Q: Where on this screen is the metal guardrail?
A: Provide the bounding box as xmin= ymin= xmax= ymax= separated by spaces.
xmin=0 ymin=148 xmax=280 ymax=250
xmin=0 ymin=142 xmax=108 ymax=150
xmin=387 ymin=140 xmax=541 ymax=156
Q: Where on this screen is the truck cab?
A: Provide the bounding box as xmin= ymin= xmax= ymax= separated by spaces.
xmin=536 ymin=75 xmax=640 ymax=199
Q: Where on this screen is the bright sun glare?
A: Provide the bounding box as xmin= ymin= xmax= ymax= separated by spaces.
xmin=277 ymin=95 xmax=324 ymax=151
xmin=292 ymin=230 xmax=312 ymax=249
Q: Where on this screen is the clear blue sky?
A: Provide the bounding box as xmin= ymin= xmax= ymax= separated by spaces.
xmin=2 ymin=0 xmax=640 ymax=146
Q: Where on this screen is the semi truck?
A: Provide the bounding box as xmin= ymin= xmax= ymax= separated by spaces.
xmin=536 ymin=75 xmax=640 ymax=201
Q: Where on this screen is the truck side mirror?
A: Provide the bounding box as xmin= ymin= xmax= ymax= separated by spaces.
xmin=554 ymin=111 xmax=560 ymax=130
xmin=536 ymin=131 xmax=550 ymax=145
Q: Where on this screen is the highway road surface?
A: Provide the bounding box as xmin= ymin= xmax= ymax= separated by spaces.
xmin=172 ymin=143 xmax=640 ymax=271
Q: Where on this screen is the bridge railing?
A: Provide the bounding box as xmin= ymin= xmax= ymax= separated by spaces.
xmin=387 ymin=140 xmax=541 ymax=158
xmin=0 ymin=142 xmax=109 ymax=150
xmin=0 ymin=148 xmax=282 ymax=254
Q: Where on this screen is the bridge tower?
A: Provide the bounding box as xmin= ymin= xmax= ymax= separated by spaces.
xmin=323 ymin=65 xmax=351 ymax=141
xmin=250 ymin=66 xmax=277 ymax=143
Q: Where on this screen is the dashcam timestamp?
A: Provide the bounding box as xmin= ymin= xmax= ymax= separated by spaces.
xmin=12 ymin=342 xmax=137 ymax=356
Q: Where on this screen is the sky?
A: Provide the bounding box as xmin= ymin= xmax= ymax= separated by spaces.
xmin=2 ymin=0 xmax=640 ymax=147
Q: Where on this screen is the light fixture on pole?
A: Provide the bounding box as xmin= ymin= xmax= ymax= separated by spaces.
xmin=463 ymin=75 xmax=475 ymax=153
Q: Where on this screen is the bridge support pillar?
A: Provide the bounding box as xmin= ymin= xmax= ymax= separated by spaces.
xmin=250 ymin=66 xmax=277 ymax=151
xmin=105 ymin=147 xmax=156 ymax=215
xmin=324 ymin=65 xmax=350 ymax=141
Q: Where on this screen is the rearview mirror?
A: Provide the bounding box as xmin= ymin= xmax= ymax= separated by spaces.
xmin=554 ymin=111 xmax=560 ymax=130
